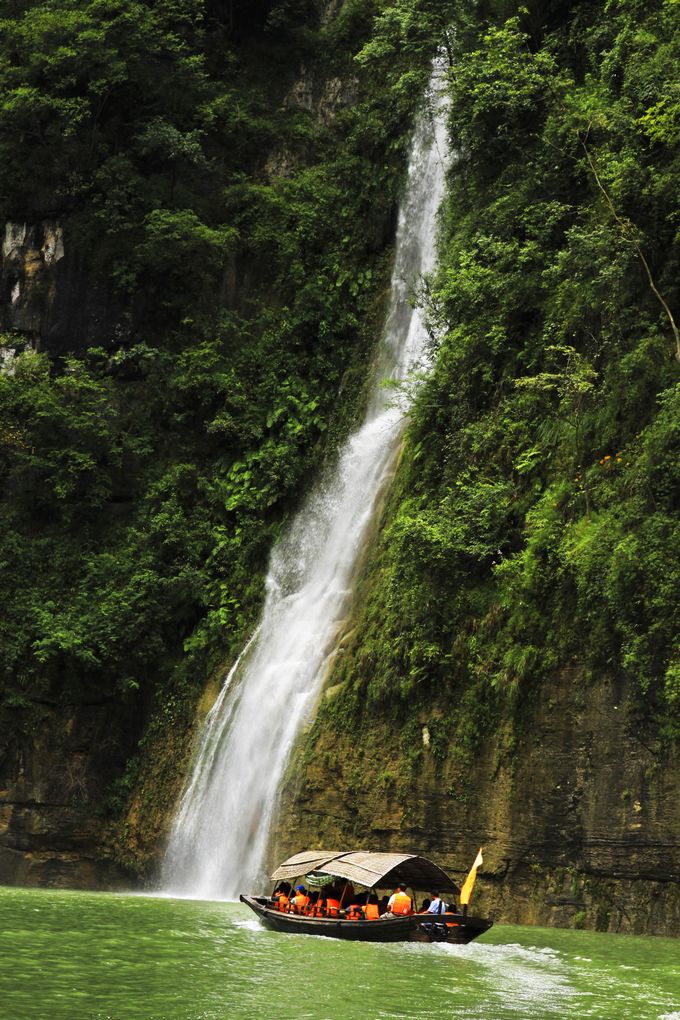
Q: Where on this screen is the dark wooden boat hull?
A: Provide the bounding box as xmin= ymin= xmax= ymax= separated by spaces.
xmin=240 ymin=896 xmax=492 ymax=944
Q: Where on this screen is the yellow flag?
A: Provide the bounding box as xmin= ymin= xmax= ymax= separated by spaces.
xmin=459 ymin=848 xmax=484 ymax=907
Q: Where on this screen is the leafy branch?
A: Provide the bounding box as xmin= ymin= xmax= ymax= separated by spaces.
xmin=580 ymin=129 xmax=680 ymax=362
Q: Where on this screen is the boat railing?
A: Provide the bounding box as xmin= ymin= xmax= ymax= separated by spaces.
xmin=261 ymin=898 xmax=469 ymax=925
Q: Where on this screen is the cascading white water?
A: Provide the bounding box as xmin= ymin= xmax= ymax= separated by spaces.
xmin=162 ymin=63 xmax=450 ymax=900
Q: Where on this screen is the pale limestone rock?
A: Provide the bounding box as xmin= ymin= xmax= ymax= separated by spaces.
xmin=41 ymin=224 xmax=65 ymax=265
xmin=0 ymin=347 xmax=18 ymax=376
xmin=3 ymin=222 xmax=27 ymax=260
xmin=1 ymin=220 xmax=65 ymax=337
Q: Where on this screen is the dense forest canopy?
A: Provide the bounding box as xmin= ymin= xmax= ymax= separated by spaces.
xmin=0 ymin=0 xmax=678 ymax=873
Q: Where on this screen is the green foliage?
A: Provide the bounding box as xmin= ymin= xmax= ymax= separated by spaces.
xmin=0 ymin=0 xmax=447 ymax=845
xmin=325 ymin=0 xmax=680 ymax=753
xmin=447 ymin=18 xmax=559 ymax=160
xmin=0 ymin=0 xmax=211 ymax=216
xmin=5 ymin=0 xmax=679 ymax=859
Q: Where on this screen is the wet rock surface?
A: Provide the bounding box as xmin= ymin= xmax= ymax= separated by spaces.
xmin=277 ymin=669 xmax=680 ymax=935
xmin=0 ymin=703 xmax=139 ymax=889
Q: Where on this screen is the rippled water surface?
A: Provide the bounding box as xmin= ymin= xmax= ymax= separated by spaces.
xmin=1 ymin=888 xmax=678 ymax=1020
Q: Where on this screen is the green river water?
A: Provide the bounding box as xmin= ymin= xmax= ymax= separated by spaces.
xmin=1 ymin=887 xmax=678 ymax=1020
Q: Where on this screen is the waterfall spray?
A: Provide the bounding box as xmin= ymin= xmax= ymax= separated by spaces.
xmin=162 ymin=62 xmax=450 ymax=900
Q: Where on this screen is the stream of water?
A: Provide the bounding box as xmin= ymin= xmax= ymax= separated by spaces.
xmin=162 ymin=63 xmax=450 ymax=899
xmin=3 ymin=888 xmax=679 ymax=1020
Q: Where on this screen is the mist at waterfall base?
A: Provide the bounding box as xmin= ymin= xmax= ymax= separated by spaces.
xmin=162 ymin=69 xmax=450 ymax=901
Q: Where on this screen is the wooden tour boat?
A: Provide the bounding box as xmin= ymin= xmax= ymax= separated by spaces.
xmin=240 ymin=849 xmax=493 ymax=944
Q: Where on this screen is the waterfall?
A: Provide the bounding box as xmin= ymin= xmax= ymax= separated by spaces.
xmin=162 ymin=62 xmax=450 ymax=901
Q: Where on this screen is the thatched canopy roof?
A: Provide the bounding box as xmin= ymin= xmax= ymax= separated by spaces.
xmin=271 ymin=850 xmax=459 ymax=894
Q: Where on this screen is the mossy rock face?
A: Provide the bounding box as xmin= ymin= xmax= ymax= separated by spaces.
xmin=595 ymin=904 xmax=612 ymax=932
xmin=275 ymin=661 xmax=680 ymax=935
xmin=0 ymin=701 xmax=140 ymax=889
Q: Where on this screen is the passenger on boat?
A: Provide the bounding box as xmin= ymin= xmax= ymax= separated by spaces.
xmin=290 ymin=885 xmax=310 ymax=912
xmin=362 ymin=894 xmax=380 ymax=920
xmin=344 ymin=898 xmax=364 ymax=920
xmin=305 ymin=891 xmax=320 ymax=915
xmin=426 ymin=892 xmax=448 ymax=915
xmin=324 ymin=886 xmax=341 ymax=917
xmin=343 ymin=891 xmax=366 ymax=919
xmin=420 ymin=891 xmax=453 ymax=934
xmin=272 ymin=883 xmax=291 ymax=911
xmin=382 ymin=884 xmax=413 ymax=916
xmin=379 ymin=895 xmax=390 ymax=915
xmin=419 ymin=898 xmax=431 ymax=913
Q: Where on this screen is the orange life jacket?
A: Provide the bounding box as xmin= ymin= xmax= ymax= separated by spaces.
xmin=362 ymin=903 xmax=380 ymax=920
xmin=325 ymin=897 xmax=340 ymax=917
xmin=390 ymin=892 xmax=412 ymax=915
xmin=273 ymin=894 xmax=289 ymax=912
xmin=291 ymin=894 xmax=310 ymax=912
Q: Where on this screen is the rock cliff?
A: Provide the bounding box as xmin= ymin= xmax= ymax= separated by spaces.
xmin=0 ymin=700 xmax=140 ymax=888
xmin=1 ymin=220 xmax=131 ymax=353
xmin=277 ymin=666 xmax=680 ymax=935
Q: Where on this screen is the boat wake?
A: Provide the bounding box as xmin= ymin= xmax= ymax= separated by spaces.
xmin=231 ymin=918 xmax=264 ymax=934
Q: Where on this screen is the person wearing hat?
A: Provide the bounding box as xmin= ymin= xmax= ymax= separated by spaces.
xmin=290 ymin=885 xmax=310 ymax=913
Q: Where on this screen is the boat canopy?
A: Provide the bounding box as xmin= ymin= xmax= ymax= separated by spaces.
xmin=271 ymin=850 xmax=460 ymax=895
